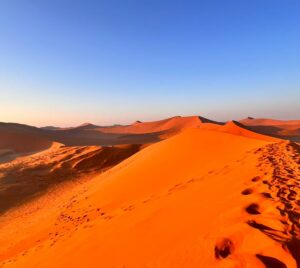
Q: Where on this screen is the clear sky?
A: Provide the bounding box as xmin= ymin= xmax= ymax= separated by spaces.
xmin=0 ymin=0 xmax=299 ymax=127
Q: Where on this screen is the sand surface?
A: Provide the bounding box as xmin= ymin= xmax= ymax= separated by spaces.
xmin=0 ymin=116 xmax=299 ymax=267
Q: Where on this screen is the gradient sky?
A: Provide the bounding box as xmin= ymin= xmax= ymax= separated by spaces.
xmin=0 ymin=0 xmax=300 ymax=127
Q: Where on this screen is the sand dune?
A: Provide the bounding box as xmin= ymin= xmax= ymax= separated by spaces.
xmin=240 ymin=118 xmax=300 ymax=126
xmin=219 ymin=121 xmax=281 ymax=142
xmin=94 ymin=115 xmax=216 ymax=134
xmin=0 ymin=116 xmax=213 ymax=151
xmin=240 ymin=118 xmax=300 ymax=142
xmin=46 ymin=116 xmax=210 ymax=145
xmin=0 ymin=126 xmax=299 ymax=267
xmin=3 ymin=116 xmax=293 ymax=156
xmin=0 ymin=123 xmax=52 ymax=153
xmin=198 ymin=120 xmax=281 ymax=142
xmin=0 ymin=143 xmax=142 ymax=214
xmin=0 ymin=116 xmax=299 ymax=267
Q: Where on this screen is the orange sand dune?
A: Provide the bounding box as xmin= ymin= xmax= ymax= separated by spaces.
xmin=240 ymin=118 xmax=300 ymax=142
xmin=1 ymin=127 xmax=299 ymax=267
xmin=32 ymin=116 xmax=221 ymax=146
xmin=199 ymin=120 xmax=281 ymax=142
xmin=0 ymin=116 xmax=208 ymax=157
xmin=219 ymin=121 xmax=281 ymax=142
xmin=94 ymin=115 xmax=218 ymax=134
xmin=49 ymin=116 xmax=208 ymax=145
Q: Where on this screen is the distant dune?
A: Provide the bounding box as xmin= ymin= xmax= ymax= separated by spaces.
xmin=95 ymin=115 xmax=219 ymax=134
xmin=0 ymin=123 xmax=52 ymax=153
xmin=0 ymin=123 xmax=53 ymax=162
xmin=49 ymin=116 xmax=207 ymax=145
xmin=240 ymin=118 xmax=300 ymax=142
xmin=240 ymin=117 xmax=300 ymax=126
xmin=0 ymin=115 xmax=299 ymax=267
xmin=0 ymin=116 xmax=218 ymax=152
xmin=219 ymin=121 xmax=281 ymax=142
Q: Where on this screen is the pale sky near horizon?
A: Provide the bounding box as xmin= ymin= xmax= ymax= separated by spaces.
xmin=0 ymin=0 xmax=300 ymax=127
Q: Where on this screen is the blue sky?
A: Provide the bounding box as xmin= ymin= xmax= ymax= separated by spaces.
xmin=0 ymin=0 xmax=299 ymax=126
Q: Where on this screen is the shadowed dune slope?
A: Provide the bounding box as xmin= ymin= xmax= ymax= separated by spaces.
xmin=240 ymin=118 xmax=300 ymax=142
xmin=0 ymin=144 xmax=143 ymax=214
xmin=0 ymin=123 xmax=52 ymax=153
xmin=1 ymin=128 xmax=299 ymax=267
xmin=0 ymin=123 xmax=54 ymax=162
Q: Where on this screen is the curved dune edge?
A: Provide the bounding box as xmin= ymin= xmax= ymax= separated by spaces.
xmin=0 ymin=128 xmax=299 ymax=267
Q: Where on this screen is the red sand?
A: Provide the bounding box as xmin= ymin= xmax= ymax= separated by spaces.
xmin=0 ymin=116 xmax=299 ymax=267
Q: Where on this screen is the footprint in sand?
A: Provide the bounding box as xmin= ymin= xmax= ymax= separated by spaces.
xmin=261 ymin=192 xmax=272 ymax=199
xmin=214 ymin=238 xmax=234 ymax=259
xmin=241 ymin=188 xmax=253 ymax=195
xmin=251 ymin=176 xmax=261 ymax=182
xmin=245 ymin=203 xmax=261 ymax=215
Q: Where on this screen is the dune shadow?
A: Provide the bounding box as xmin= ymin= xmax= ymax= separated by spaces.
xmin=256 ymin=254 xmax=287 ymax=268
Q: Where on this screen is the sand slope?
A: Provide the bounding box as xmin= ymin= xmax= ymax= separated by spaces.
xmin=0 ymin=144 xmax=142 ymax=214
xmin=219 ymin=121 xmax=281 ymax=142
xmin=1 ymin=127 xmax=299 ymax=267
xmin=198 ymin=120 xmax=281 ymax=142
xmin=0 ymin=123 xmax=53 ymax=162
xmin=240 ymin=118 xmax=300 ymax=142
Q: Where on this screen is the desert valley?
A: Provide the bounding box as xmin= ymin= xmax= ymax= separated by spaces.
xmin=0 ymin=115 xmax=299 ymax=267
